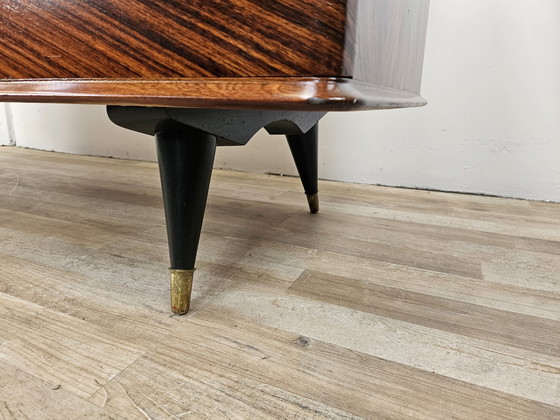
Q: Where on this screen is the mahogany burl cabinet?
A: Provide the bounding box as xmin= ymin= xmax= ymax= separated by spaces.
xmin=0 ymin=0 xmax=430 ymax=314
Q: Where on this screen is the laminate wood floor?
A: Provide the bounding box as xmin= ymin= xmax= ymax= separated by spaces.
xmin=0 ymin=146 xmax=559 ymax=419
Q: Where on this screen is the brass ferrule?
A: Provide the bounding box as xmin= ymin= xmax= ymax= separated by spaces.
xmin=169 ymin=269 xmax=195 ymax=315
xmin=306 ymin=192 xmax=319 ymax=214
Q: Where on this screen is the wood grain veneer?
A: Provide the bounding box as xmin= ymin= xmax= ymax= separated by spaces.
xmin=0 ymin=0 xmax=353 ymax=79
xmin=0 ymin=0 xmax=430 ymax=109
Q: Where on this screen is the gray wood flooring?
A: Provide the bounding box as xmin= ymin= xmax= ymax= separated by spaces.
xmin=0 ymin=147 xmax=558 ymax=419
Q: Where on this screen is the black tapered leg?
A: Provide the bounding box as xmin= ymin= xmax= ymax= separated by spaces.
xmin=156 ymin=124 xmax=217 ymax=314
xmin=286 ymin=123 xmax=319 ymax=213
xmin=108 ymin=106 xmax=326 ymax=314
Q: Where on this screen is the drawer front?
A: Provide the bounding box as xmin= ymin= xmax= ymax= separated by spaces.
xmin=0 ymin=0 xmax=353 ymax=79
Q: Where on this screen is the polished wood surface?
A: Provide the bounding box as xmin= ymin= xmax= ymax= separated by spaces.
xmin=0 ymin=0 xmax=352 ymax=79
xmin=0 ymin=0 xmax=430 ymax=109
xmin=1 ymin=148 xmax=559 ymax=418
xmin=0 ymin=77 xmax=427 ymax=110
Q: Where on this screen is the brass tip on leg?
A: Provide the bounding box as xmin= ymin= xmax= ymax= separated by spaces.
xmin=169 ymin=269 xmax=194 ymax=315
xmin=306 ymin=192 xmax=319 ymax=214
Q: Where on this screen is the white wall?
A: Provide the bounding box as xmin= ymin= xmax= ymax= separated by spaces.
xmin=9 ymin=103 xmax=157 ymax=161
xmin=0 ymin=104 xmax=14 ymax=146
xmin=5 ymin=0 xmax=560 ymax=201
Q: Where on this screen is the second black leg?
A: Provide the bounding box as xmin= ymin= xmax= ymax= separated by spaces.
xmin=286 ymin=123 xmax=319 ymax=213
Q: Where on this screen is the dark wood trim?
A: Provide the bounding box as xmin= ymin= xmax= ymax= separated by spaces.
xmin=0 ymin=78 xmax=426 ymax=111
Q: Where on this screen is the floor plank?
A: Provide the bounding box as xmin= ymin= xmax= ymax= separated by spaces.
xmin=207 ymin=289 xmax=560 ymax=406
xmin=0 ymin=361 xmax=120 ymax=419
xmin=0 ymin=293 xmax=147 ymax=399
xmin=88 ymin=312 xmax=560 ymax=420
xmin=288 ymin=270 xmax=560 ymax=358
xmin=228 ymin=240 xmax=560 ymax=320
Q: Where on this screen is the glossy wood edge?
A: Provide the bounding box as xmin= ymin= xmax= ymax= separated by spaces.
xmin=0 ymin=78 xmax=426 ymax=111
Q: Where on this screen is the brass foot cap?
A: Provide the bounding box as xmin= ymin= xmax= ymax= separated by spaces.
xmin=306 ymin=192 xmax=319 ymax=214
xmin=169 ymin=269 xmax=194 ymax=315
